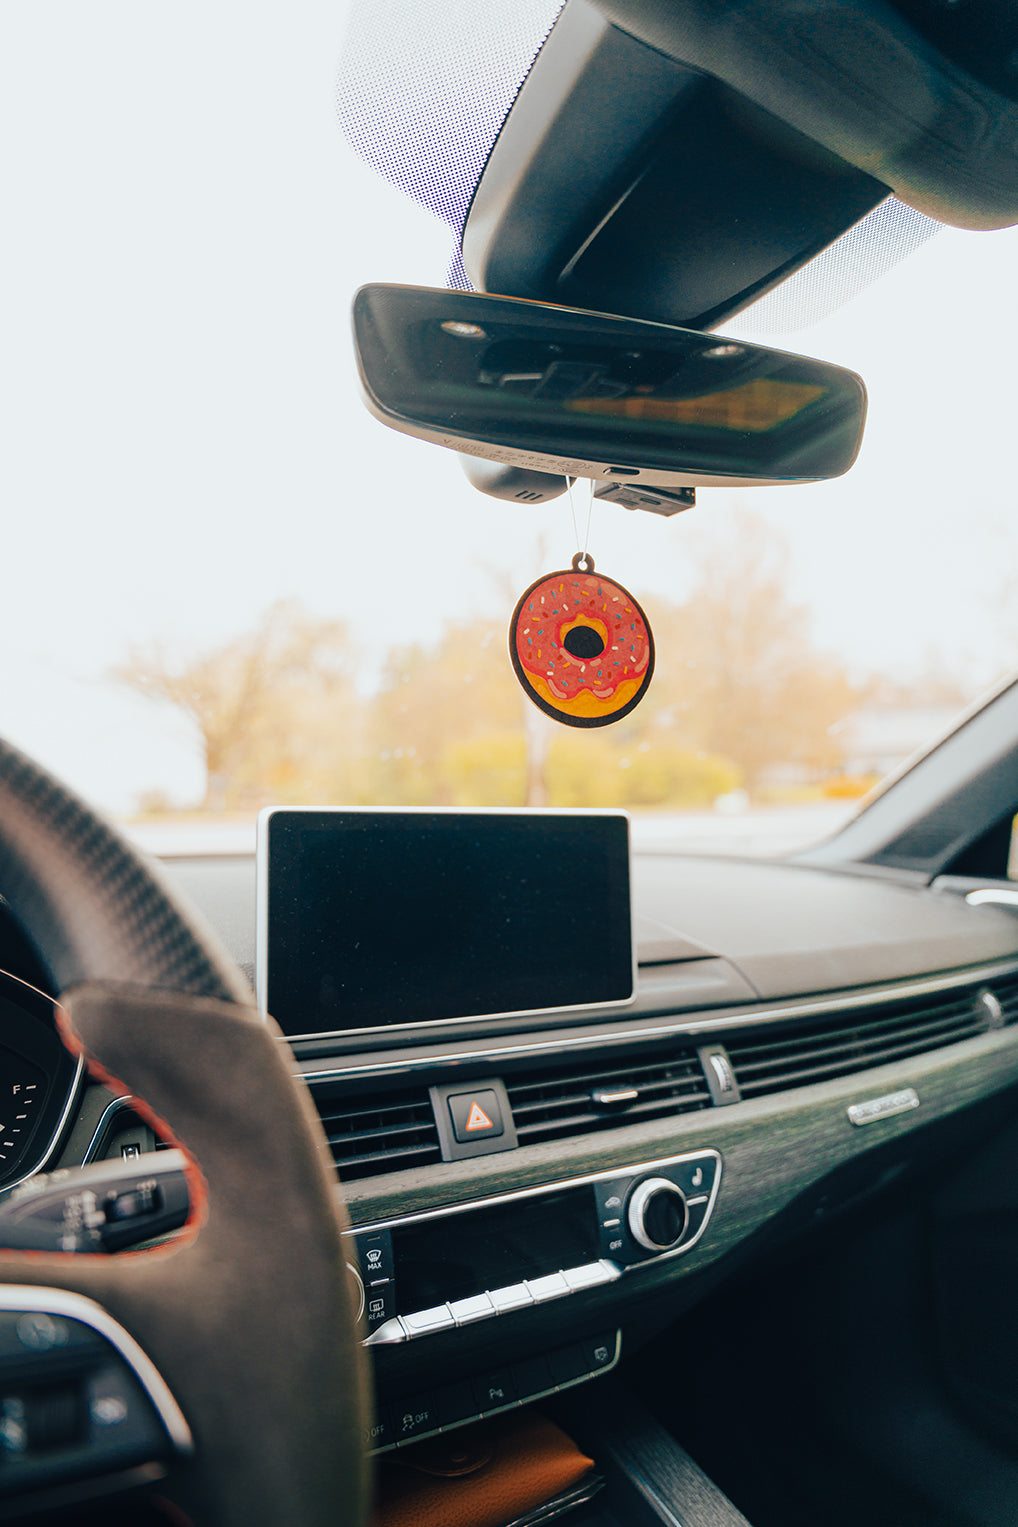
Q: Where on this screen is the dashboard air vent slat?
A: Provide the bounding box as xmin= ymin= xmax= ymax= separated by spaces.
xmin=506 ymin=1050 xmax=709 ymax=1145
xmin=307 ymin=1081 xmax=441 ymax=1181
xmin=727 ymin=986 xmax=992 ymax=1099
xmin=992 ymin=975 xmax=1018 ymax=1024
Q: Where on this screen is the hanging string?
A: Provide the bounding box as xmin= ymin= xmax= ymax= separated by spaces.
xmin=566 ymin=476 xmax=594 ymax=566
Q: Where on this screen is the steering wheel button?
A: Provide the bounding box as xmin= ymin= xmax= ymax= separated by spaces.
xmin=89 ymin=1393 xmax=129 ymax=1429
xmin=0 ymin=1398 xmax=27 ymax=1454
xmin=14 ymin=1314 xmax=68 ymax=1353
xmin=0 ymin=1314 xmax=103 ymax=1373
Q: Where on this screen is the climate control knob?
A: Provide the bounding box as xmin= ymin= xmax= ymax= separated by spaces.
xmin=627 ymin=1177 xmax=688 ymax=1252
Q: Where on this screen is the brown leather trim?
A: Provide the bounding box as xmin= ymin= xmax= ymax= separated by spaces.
xmin=371 ymin=1413 xmax=594 ymax=1527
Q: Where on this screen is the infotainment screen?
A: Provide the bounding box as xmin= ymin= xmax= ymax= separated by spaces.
xmin=256 ymin=808 xmax=634 ymax=1040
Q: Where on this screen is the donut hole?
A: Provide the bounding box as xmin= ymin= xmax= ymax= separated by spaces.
xmin=562 ymin=625 xmax=605 ymax=660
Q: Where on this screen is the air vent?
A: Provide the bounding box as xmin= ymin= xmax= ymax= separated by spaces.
xmin=307 ymin=1080 xmax=441 ymax=1181
xmin=992 ymin=974 xmax=1018 ymax=1024
xmin=505 ymin=1049 xmax=710 ymax=1146
xmin=726 ymin=983 xmax=1000 ymax=1100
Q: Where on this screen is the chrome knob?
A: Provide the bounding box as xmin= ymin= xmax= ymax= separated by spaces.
xmin=627 ymin=1177 xmax=688 ymax=1252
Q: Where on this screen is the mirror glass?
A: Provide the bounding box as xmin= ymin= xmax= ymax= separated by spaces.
xmin=353 ymin=285 xmax=867 ymax=487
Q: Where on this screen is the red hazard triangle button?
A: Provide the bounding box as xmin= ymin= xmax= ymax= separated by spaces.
xmin=448 ymin=1088 xmax=504 ymax=1144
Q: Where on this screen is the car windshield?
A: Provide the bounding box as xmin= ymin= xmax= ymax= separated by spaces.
xmin=3 ymin=2 xmax=1016 ymax=860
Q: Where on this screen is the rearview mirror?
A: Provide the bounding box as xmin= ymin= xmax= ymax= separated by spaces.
xmin=353 ymin=285 xmax=866 ymax=489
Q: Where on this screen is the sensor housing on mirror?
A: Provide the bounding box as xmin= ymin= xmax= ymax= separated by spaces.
xmin=353 ymin=285 xmax=866 ymax=490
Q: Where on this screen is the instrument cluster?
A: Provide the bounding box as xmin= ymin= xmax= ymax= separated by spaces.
xmin=0 ymin=970 xmax=80 ymax=1192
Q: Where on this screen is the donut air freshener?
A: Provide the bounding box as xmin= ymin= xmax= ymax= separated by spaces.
xmin=509 ymin=554 xmax=655 ymax=727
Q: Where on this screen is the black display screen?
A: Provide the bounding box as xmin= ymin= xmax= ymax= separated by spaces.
xmin=393 ymin=1187 xmax=597 ymax=1309
xmin=258 ymin=808 xmax=634 ymax=1039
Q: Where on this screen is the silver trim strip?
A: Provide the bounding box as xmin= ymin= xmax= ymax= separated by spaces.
xmin=0 ymin=1286 xmax=192 ymax=1453
xmin=255 ymin=810 xmax=270 ymax=1025
xmin=82 ymin=1096 xmax=137 ymax=1165
xmin=300 ymin=958 xmax=1018 ymax=1084
xmin=503 ymin=1477 xmax=606 ymax=1527
xmin=345 ymin=1146 xmax=721 ymax=1246
xmin=257 ymin=806 xmax=637 ymax=1040
xmin=367 ymin=1260 xmax=623 ymax=1343
xmin=847 ymin=1088 xmax=920 ymax=1126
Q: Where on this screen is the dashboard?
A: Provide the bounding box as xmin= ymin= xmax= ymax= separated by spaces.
xmin=4 ymin=831 xmax=1018 ymax=1463
xmin=157 ymin=842 xmax=1018 ymax=1450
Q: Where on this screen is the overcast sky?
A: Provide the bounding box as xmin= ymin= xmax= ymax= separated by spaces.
xmin=0 ymin=1 xmax=1016 ymax=813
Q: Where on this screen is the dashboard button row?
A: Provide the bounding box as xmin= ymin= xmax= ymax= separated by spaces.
xmin=448 ymin=1293 xmax=493 ymax=1324
xmin=366 ymin=1330 xmax=621 ymax=1454
xmin=489 ymin=1283 xmax=531 ymax=1313
xmin=364 ymin=1261 xmax=620 ymax=1345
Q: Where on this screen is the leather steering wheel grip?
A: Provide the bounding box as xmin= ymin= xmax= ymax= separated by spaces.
xmin=0 ymin=741 xmax=370 ymax=1527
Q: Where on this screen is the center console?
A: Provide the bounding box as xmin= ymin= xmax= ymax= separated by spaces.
xmin=256 ymin=808 xmax=733 ymax=1480
xmin=346 ymin=1148 xmax=719 ymax=1347
xmin=342 ymin=1148 xmax=720 ymax=1451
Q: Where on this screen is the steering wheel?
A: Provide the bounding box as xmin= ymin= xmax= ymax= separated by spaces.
xmin=0 ymin=738 xmax=369 ymax=1526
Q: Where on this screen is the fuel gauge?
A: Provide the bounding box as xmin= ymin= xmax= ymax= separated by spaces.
xmin=0 ymin=1051 xmax=46 ymax=1179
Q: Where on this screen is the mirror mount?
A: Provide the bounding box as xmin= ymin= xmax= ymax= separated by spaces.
xmin=456 ymin=456 xmax=695 ymax=516
xmin=593 ymin=481 xmax=695 ymax=518
xmin=457 ymin=457 xmax=574 ymax=504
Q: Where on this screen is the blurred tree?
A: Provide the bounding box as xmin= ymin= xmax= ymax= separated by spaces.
xmin=114 ymin=514 xmax=864 ymax=814
xmin=610 ymin=741 xmax=741 ymax=807
xmin=441 ymin=733 xmax=527 ymax=806
xmin=643 ymin=509 xmax=860 ymax=794
xmin=543 ymin=732 xmax=740 ymax=808
xmin=371 ymin=619 xmax=522 ymax=804
xmin=115 ymin=599 xmax=362 ymax=811
xmin=544 ymin=731 xmax=622 ymax=808
xmin=858 ymin=653 xmax=970 ymax=708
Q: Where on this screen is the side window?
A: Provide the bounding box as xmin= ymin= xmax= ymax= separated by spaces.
xmin=950 ymin=812 xmax=1018 ymax=881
